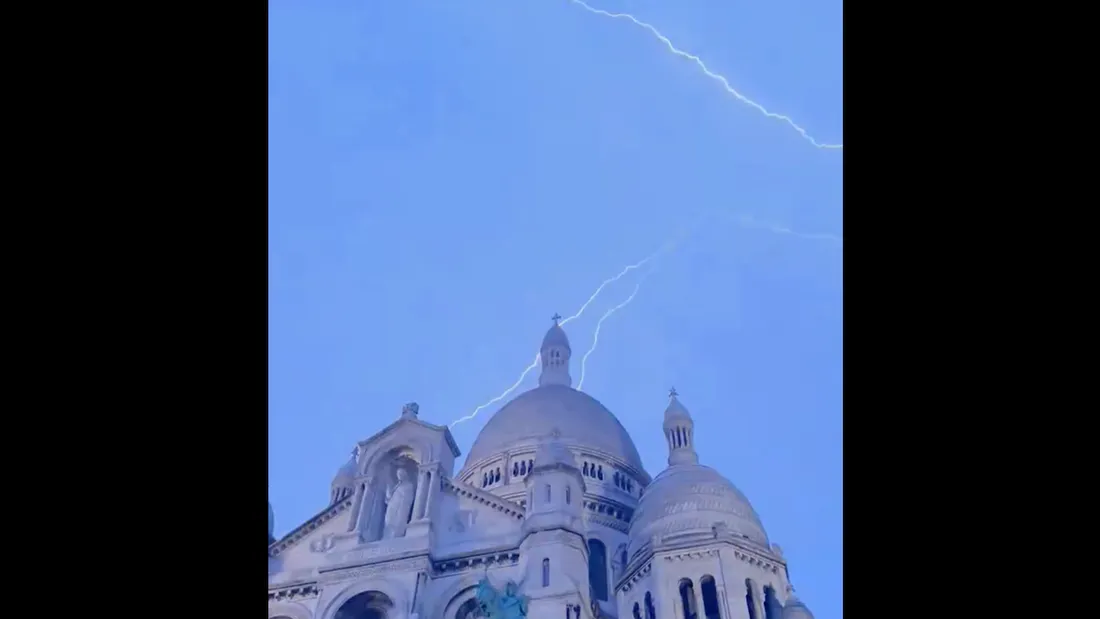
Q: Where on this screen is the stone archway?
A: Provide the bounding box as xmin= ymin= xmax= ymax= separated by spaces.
xmin=332 ymin=590 xmax=393 ymax=619
xmin=268 ymin=601 xmax=311 ymax=619
xmin=320 ymin=577 xmax=409 ymax=619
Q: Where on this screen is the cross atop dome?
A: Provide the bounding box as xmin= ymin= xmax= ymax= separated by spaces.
xmin=668 ymin=386 xmax=678 ymax=398
xmin=539 ymin=317 xmax=573 ymax=387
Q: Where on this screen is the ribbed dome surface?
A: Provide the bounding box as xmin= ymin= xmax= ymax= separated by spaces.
xmin=628 ymin=463 xmax=767 ymax=558
xmin=463 ymin=384 xmax=646 ymax=474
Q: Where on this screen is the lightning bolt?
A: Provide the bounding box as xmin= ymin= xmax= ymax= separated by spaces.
xmin=576 ymin=273 xmax=650 ymax=392
xmin=449 ymin=225 xmax=698 ymax=429
xmin=729 ymin=212 xmax=843 ymax=246
xmin=567 ymin=0 xmax=842 ymax=150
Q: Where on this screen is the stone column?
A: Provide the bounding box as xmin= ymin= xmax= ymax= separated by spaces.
xmin=410 ymin=469 xmax=428 ymax=522
xmin=423 ymin=469 xmax=436 ymax=517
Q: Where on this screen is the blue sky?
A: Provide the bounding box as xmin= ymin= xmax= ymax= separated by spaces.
xmin=269 ymin=0 xmax=842 ymax=616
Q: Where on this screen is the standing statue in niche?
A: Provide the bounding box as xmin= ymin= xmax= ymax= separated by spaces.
xmin=383 ymin=468 xmax=416 ymax=538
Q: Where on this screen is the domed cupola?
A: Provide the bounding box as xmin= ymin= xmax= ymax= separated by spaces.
xmin=539 ymin=313 xmax=572 ymax=387
xmin=782 ymin=585 xmax=814 ymax=619
xmin=460 ymin=317 xmax=648 ymax=488
xmin=330 ymin=447 xmax=359 ymax=504
xmin=628 ymin=390 xmax=769 ymax=559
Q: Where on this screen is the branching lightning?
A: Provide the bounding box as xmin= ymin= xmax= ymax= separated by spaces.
xmin=446 ymin=210 xmax=838 ymax=428
xmin=449 ymin=228 xmax=695 ymax=429
xmin=576 ymin=274 xmax=650 ymax=392
xmin=567 ymin=0 xmax=842 ymax=150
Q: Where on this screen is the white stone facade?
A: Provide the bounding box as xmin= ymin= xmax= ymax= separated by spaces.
xmin=269 ymin=321 xmax=815 ymax=619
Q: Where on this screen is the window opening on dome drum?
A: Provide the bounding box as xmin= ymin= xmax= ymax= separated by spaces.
xmin=701 ymin=575 xmax=721 ymax=619
xmin=566 ymin=485 xmax=571 ymax=504
xmin=597 ymin=465 xmax=604 ymax=480
xmin=679 ymin=579 xmax=698 ymax=619
xmin=545 ymin=484 xmax=551 ymax=503
xmin=644 ymin=592 xmax=656 ymax=619
xmin=542 ymin=558 xmax=550 ymax=587
xmin=633 ymin=603 xmax=642 ymax=619
xmin=745 ymin=579 xmax=759 ymax=619
xmin=513 ymin=462 xmax=519 ymax=477
xmin=763 ymin=586 xmax=781 ymax=619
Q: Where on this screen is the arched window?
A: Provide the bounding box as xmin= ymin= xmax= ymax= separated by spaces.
xmin=597 ymin=465 xmax=604 ymax=480
xmin=335 ymin=590 xmax=395 ymax=619
xmin=679 ymin=578 xmax=698 ymax=619
xmin=588 ymin=539 xmax=609 ymax=601
xmin=482 ymin=473 xmax=487 ymax=487
xmin=644 ymin=592 xmax=656 ymax=619
xmin=633 ymin=602 xmax=642 ymax=619
xmin=513 ymin=462 xmax=519 ymax=477
xmin=494 ymin=468 xmax=501 ymax=483
xmin=614 ymin=471 xmax=620 ymax=487
xmin=745 ymin=579 xmax=758 ymax=619
xmin=583 ymin=462 xmax=589 ymax=476
xmin=700 ymin=575 xmax=721 ymax=619
xmin=763 ymin=586 xmax=781 ymax=619
xmin=566 ymin=485 xmax=572 ymax=504
xmin=542 ymin=558 xmax=550 ymax=587
xmin=528 ymin=459 xmax=533 ymax=472
xmin=455 ymin=597 xmax=481 ymax=619
xmin=545 ymin=484 xmax=551 ymax=503
xmin=520 ymin=461 xmax=527 ymax=475
xmin=620 ymin=548 xmax=628 ymax=570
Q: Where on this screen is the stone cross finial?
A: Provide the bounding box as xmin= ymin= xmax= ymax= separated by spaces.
xmin=551 ymin=313 xmax=562 ymax=325
xmin=668 ymin=386 xmax=678 ymax=398
xmin=402 ymin=402 xmax=419 ymax=418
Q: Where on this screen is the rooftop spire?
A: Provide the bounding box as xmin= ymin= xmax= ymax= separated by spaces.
xmin=662 ymin=388 xmax=698 ymax=466
xmin=538 ymin=314 xmax=573 ymax=387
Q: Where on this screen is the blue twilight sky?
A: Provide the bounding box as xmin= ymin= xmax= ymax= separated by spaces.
xmin=269 ymin=0 xmax=842 ymax=616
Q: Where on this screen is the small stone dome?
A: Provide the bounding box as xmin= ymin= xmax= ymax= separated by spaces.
xmin=628 ymin=391 xmax=768 ymax=559
xmin=541 ymin=322 xmax=571 ymax=351
xmin=330 ymin=449 xmax=359 ymax=502
xmin=628 ymin=464 xmax=769 ymax=557
xmin=782 ymin=587 xmax=814 ymax=619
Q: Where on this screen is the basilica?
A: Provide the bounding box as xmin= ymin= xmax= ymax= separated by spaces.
xmin=268 ymin=319 xmax=817 ymax=619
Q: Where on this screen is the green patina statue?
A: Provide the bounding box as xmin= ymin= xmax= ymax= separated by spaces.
xmin=475 ymin=577 xmax=528 ymax=618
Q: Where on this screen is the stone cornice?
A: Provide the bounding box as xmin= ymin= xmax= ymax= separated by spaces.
xmin=443 ymin=477 xmax=526 ymax=521
xmin=617 ymin=560 xmax=652 ymax=594
xmin=615 ymin=533 xmax=785 ymax=592
xmin=357 ymin=416 xmax=461 ymax=459
xmin=268 ymin=583 xmax=319 ymax=602
xmin=431 ymin=549 xmax=521 ymax=576
xmin=269 ymin=496 xmax=355 ymax=558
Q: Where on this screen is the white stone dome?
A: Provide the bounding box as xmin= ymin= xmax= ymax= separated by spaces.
xmin=782 ymin=588 xmax=814 ymax=619
xmin=628 ymin=463 xmax=768 ymax=557
xmin=465 ymin=384 xmax=647 ymax=473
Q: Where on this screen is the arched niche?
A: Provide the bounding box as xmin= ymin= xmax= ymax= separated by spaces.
xmin=320 ymin=577 xmax=409 ymax=619
xmin=355 ymin=444 xmax=425 ymax=542
xmin=269 ymin=601 xmax=311 ymax=619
